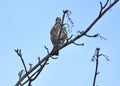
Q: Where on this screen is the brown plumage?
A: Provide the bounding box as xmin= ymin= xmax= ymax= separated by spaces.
xmin=50 ymin=17 xmax=67 ymax=55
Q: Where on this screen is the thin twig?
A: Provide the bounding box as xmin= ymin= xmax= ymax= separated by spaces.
xmin=44 ymin=46 xmax=49 ymax=54
xmin=73 ymin=42 xmax=84 ymax=46
xmin=85 ymin=33 xmax=107 ymax=40
xmin=51 ymin=56 xmax=58 ymax=59
xmin=15 ymin=49 xmax=28 ymax=73
xmin=99 ymin=0 xmax=109 ymax=16
xmin=85 ymin=33 xmax=99 ymax=38
xmin=99 ymin=54 xmax=110 ymax=61
xmin=29 ymin=63 xmax=33 ymax=70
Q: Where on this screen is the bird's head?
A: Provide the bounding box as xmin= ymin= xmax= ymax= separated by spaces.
xmin=56 ymin=17 xmax=61 ymax=23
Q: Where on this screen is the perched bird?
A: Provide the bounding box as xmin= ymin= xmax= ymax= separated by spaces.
xmin=50 ymin=17 xmax=67 ymax=56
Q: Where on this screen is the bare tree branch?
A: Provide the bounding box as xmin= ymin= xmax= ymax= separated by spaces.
xmin=92 ymin=48 xmax=100 ymax=86
xmin=92 ymin=47 xmax=109 ymax=86
xmin=15 ymin=0 xmax=119 ymax=85
xmin=15 ymin=49 xmax=31 ymax=81
xmin=21 ymin=57 xmax=49 ymax=86
xmin=61 ymin=0 xmax=118 ymax=49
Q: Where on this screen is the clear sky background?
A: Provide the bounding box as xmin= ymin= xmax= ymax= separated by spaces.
xmin=0 ymin=0 xmax=120 ymax=86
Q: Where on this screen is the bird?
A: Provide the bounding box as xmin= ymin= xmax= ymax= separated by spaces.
xmin=50 ymin=17 xmax=67 ymax=56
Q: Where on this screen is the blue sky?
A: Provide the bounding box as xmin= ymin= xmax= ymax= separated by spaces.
xmin=0 ymin=0 xmax=120 ymax=86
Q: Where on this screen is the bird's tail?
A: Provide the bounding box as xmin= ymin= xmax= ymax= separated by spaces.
xmin=51 ymin=47 xmax=59 ymax=56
